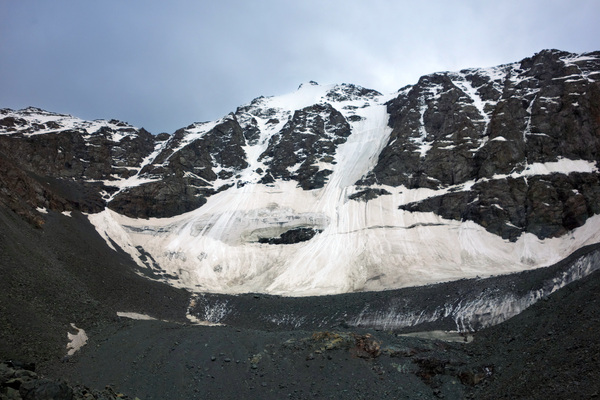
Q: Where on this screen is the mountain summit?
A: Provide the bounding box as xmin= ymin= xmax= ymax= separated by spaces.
xmin=1 ymin=49 xmax=599 ymax=295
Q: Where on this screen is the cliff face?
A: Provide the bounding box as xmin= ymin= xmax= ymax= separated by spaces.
xmin=0 ymin=109 xmax=155 ymax=225
xmin=368 ymin=49 xmax=600 ymax=240
xmin=1 ymin=50 xmax=599 ymax=295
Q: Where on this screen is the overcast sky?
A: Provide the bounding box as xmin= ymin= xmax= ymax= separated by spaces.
xmin=1 ymin=0 xmax=599 ymax=134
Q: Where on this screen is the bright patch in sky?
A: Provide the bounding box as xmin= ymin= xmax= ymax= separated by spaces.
xmin=1 ymin=1 xmax=599 ymax=133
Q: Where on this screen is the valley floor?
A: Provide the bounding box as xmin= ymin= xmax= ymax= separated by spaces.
xmin=1 ymin=206 xmax=599 ymax=399
xmin=40 ymin=267 xmax=600 ymax=400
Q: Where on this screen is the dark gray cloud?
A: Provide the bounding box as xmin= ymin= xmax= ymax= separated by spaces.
xmin=1 ymin=0 xmax=599 ymax=133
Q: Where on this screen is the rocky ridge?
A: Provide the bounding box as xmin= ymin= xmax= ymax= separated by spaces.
xmin=1 ymin=50 xmax=598 ymax=236
xmin=1 ymin=49 xmax=599 ymax=295
xmin=364 ymin=49 xmax=600 ymax=240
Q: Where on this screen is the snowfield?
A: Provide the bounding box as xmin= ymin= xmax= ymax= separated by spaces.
xmin=89 ymin=191 xmax=600 ymax=296
xmin=87 ymin=81 xmax=600 ymax=296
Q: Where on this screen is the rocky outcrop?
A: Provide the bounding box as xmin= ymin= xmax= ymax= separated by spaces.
xmin=258 ymin=227 xmax=322 ymax=244
xmin=367 ymin=50 xmax=600 ymax=189
xmin=362 ymin=49 xmax=600 ymax=240
xmin=107 ymin=180 xmax=214 ymax=219
xmin=258 ymin=103 xmax=351 ymax=189
xmin=400 ymin=173 xmax=600 ymax=241
xmin=1 ymin=50 xmax=599 ymax=243
xmin=0 ymin=361 xmax=137 ymax=400
xmin=0 ymin=109 xmax=156 ymax=181
xmin=109 ymin=115 xmax=248 ymax=218
xmin=0 ymin=108 xmax=156 ymax=220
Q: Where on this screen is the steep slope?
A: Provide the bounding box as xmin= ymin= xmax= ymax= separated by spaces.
xmin=368 ymin=50 xmax=600 ymax=241
xmin=0 ymin=107 xmax=159 ymax=223
xmin=1 ymin=49 xmax=599 ymax=296
xmin=0 ymin=206 xmax=190 ymax=365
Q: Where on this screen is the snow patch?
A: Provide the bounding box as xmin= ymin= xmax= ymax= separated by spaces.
xmin=66 ymin=324 xmax=88 ymax=356
xmin=0 ymin=108 xmax=139 ymax=139
xmin=493 ymin=158 xmax=598 ymax=180
xmin=117 ymin=312 xmax=156 ymax=320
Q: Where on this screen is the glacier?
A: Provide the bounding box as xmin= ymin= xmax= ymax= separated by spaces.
xmin=87 ymin=79 xmax=600 ymax=296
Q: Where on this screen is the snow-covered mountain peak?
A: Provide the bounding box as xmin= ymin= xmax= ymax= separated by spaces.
xmin=0 ymin=107 xmax=141 ymax=142
xmin=262 ymin=81 xmax=335 ymax=112
xmin=297 ymin=80 xmax=320 ymax=89
xmin=3 ymin=49 xmax=600 ymax=296
xmin=237 ymin=81 xmax=386 ymax=121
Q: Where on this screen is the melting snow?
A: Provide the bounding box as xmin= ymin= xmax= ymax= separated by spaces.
xmin=350 ymin=248 xmax=600 ymax=332
xmin=66 ymin=323 xmax=88 ymax=356
xmin=493 ymin=158 xmax=598 ymax=180
xmin=89 ymin=182 xmax=600 ymax=296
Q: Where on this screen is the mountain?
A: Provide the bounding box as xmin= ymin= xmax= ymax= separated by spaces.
xmin=1 ymin=49 xmax=600 ymax=297
xmin=2 ymin=49 xmax=600 ymax=399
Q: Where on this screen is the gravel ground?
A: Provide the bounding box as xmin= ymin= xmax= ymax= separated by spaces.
xmin=0 ymin=207 xmax=189 ymax=366
xmin=2 ymin=206 xmax=600 ymax=399
xmin=44 ymin=266 xmax=600 ymax=399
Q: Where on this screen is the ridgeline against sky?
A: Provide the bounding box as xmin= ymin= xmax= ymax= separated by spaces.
xmin=1 ymin=0 xmax=599 ymax=134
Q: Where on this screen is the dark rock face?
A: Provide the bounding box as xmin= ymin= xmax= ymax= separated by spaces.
xmin=362 ymin=49 xmax=600 ymax=240
xmin=258 ymin=227 xmax=322 ymax=244
xmin=0 ymin=107 xmax=253 ymax=219
xmin=0 ymin=110 xmax=156 ymax=182
xmin=110 ymin=115 xmax=248 ymax=218
xmin=107 ymin=180 xmax=213 ymax=219
xmin=0 ymin=112 xmax=155 ymax=223
xmin=369 ymin=50 xmax=600 ymax=189
xmin=400 ymin=173 xmax=600 ymax=241
xmin=348 ymin=188 xmax=392 ymax=202
xmin=258 ymin=103 xmax=351 ymax=189
xmin=371 ymin=73 xmax=488 ymax=188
